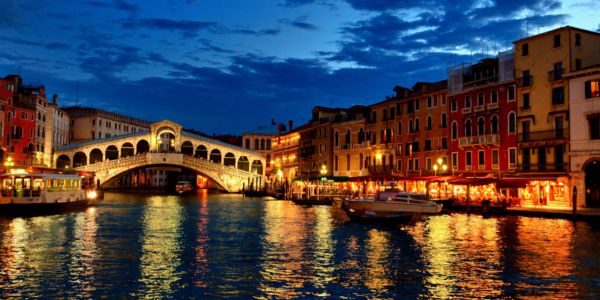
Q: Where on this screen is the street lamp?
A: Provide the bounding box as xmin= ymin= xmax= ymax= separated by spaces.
xmin=320 ymin=164 xmax=327 ymax=177
xmin=4 ymin=155 xmax=14 ymax=170
xmin=434 ymin=157 xmax=447 ymax=176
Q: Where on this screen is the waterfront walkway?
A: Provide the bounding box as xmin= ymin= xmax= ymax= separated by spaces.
xmin=504 ymin=206 xmax=600 ymax=220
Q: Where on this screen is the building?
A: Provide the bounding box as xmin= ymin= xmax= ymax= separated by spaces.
xmin=63 ymin=107 xmax=150 ymax=142
xmin=513 ymin=26 xmax=600 ymax=207
xmin=271 ymin=126 xmax=302 ymax=183
xmin=43 ymin=94 xmax=70 ymax=166
xmin=332 ymin=105 xmax=371 ymax=178
xmin=567 ymin=65 xmax=600 ymax=208
xmin=242 ymin=121 xmax=280 ymax=178
xmin=300 ymin=107 xmax=347 ymax=178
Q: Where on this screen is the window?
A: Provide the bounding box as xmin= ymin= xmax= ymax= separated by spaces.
xmin=466 ymin=152 xmax=472 ymax=168
xmin=397 ymin=159 xmax=402 ymax=171
xmin=99 ymin=120 xmax=102 ymax=126
xmin=478 ymin=150 xmax=485 ymax=167
xmin=20 ymin=111 xmax=26 ymax=119
xmin=491 ymin=90 xmax=498 ymax=103
xmin=390 ymin=107 xmax=395 ymax=119
xmin=509 ymin=148 xmax=517 ymax=166
xmin=398 ymin=121 xmax=402 ymax=135
xmin=407 ymin=101 xmax=414 ymax=113
xmin=382 ymin=109 xmax=387 ymax=121
xmin=590 ymin=115 xmax=600 ymax=140
xmin=508 ymin=85 xmax=516 ymax=101
xmin=492 ymin=149 xmax=499 ymax=168
xmin=415 ymin=99 xmax=420 ymax=111
xmin=575 ymin=33 xmax=581 ymax=47
xmin=576 ymin=59 xmax=582 ymax=70
xmin=522 ymin=43 xmax=529 ymax=56
xmin=347 ymin=154 xmax=350 ymax=171
xmin=523 ymin=93 xmax=530 ymax=109
xmin=522 ymin=70 xmax=531 ymax=87
xmin=412 ymin=141 xmax=420 ymax=152
xmin=477 ymin=93 xmax=485 ymax=106
xmin=425 ymin=139 xmax=432 ymax=151
xmin=478 ymin=117 xmax=485 ymax=136
xmin=396 ymin=103 xmax=402 ymax=115
xmin=465 ymin=96 xmax=472 ymax=108
xmin=441 ymin=137 xmax=448 ymax=149
xmin=585 ymin=80 xmax=600 ymax=98
xmin=491 ymin=115 xmax=499 ymax=134
xmin=409 ymin=120 xmax=414 ymax=133
xmin=508 ymin=112 xmax=516 ymax=133
xmin=465 ymin=119 xmax=472 ymax=136
xmin=427 ymin=96 xmax=432 ymax=108
xmin=426 ymin=157 xmax=432 ymax=171
xmin=552 ymin=87 xmax=564 ymax=105
xmin=553 ymin=34 xmax=561 ymax=48
xmin=452 ymin=152 xmax=458 ymax=169
xmin=372 ymin=111 xmax=377 ymax=122
xmin=452 ymin=122 xmax=458 ymax=140
xmin=451 ymin=98 xmax=457 ymax=111
xmin=415 ymin=118 xmax=420 ymax=132
xmin=441 ymin=113 xmax=447 ymax=128
xmin=414 ymin=158 xmax=419 ymax=170
xmin=427 ymin=116 xmax=432 ymax=130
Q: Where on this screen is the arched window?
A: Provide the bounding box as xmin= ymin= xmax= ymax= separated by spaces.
xmin=452 ymin=122 xmax=458 ymax=140
xmin=267 ymin=139 xmax=272 ymax=150
xmin=397 ymin=121 xmax=402 ymax=135
xmin=245 ymin=139 xmax=250 ymax=149
xmin=359 ymin=153 xmax=363 ymax=169
xmin=334 ymin=155 xmax=339 ymax=171
xmin=427 ymin=115 xmax=432 ymax=130
xmin=346 ymin=154 xmax=350 ymax=170
xmin=260 ymin=139 xmax=266 ymax=150
xmin=478 ymin=117 xmax=485 ymax=136
xmin=491 ymin=115 xmax=499 ymax=134
xmin=465 ymin=119 xmax=472 ymax=137
xmin=441 ymin=113 xmax=447 ymax=128
xmin=335 ymin=131 xmax=339 ymax=146
xmin=266 ymin=154 xmax=271 ymax=168
xmin=345 ymin=129 xmax=351 ymax=145
xmin=415 ymin=118 xmax=420 ymax=132
xmin=409 ymin=120 xmax=414 ymax=133
xmin=254 ymin=139 xmax=259 ymax=150
xmin=508 ymin=112 xmax=516 ymax=133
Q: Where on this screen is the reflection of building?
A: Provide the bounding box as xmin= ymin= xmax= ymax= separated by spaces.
xmin=567 ymin=65 xmax=600 ymax=208
xmin=63 ymin=106 xmax=150 ymax=142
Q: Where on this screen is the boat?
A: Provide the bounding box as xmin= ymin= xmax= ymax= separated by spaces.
xmin=0 ymin=172 xmax=97 ymax=215
xmin=342 ymin=191 xmax=442 ymax=223
xmin=292 ymin=186 xmax=348 ymax=205
xmin=175 ymin=181 xmax=194 ymax=194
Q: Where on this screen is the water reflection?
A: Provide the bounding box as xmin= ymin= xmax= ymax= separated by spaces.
xmin=137 ymin=195 xmax=184 ymax=298
xmin=192 ymin=190 xmax=209 ymax=288
xmin=67 ymin=207 xmax=98 ymax=297
xmin=364 ymin=229 xmax=392 ymax=291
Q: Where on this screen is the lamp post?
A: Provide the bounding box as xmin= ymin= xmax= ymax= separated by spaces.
xmin=4 ymin=155 xmax=14 ymax=172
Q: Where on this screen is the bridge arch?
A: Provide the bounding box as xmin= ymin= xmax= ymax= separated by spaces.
xmin=238 ymin=156 xmax=249 ymax=171
xmin=106 ymin=145 xmax=119 ymax=160
xmin=73 ymin=151 xmax=87 ymax=167
xmin=121 ymin=142 xmax=134 ymax=157
xmin=56 ymin=154 xmax=70 ymax=169
xmin=181 ymin=141 xmax=194 ymax=156
xmin=137 ymin=139 xmax=149 ymax=154
xmin=224 ymin=152 xmax=236 ymax=167
xmin=251 ymin=160 xmax=263 ymax=175
xmin=210 ymin=149 xmax=222 ymax=164
xmin=90 ymin=148 xmax=103 ymax=164
xmin=195 ymin=145 xmax=208 ymax=159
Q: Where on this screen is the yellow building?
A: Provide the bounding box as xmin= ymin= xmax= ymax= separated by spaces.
xmin=332 ymin=106 xmax=371 ymax=178
xmin=513 ymin=26 xmax=600 ymax=207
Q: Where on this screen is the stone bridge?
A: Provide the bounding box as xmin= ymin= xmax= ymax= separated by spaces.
xmin=53 ymin=120 xmax=265 ymax=192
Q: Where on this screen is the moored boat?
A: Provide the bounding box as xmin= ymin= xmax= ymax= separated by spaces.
xmin=0 ymin=172 xmax=97 ymax=215
xmin=175 ymin=181 xmax=194 ymax=194
xmin=342 ymin=191 xmax=442 ymax=223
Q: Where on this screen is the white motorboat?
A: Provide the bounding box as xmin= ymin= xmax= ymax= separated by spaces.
xmin=343 ymin=191 xmax=442 ymax=222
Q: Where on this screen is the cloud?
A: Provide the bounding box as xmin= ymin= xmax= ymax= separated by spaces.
xmin=0 ymin=35 xmax=43 ymax=47
xmin=280 ymin=16 xmax=319 ymax=31
xmin=45 ymin=42 xmax=71 ymax=50
xmin=123 ymin=18 xmax=218 ymax=37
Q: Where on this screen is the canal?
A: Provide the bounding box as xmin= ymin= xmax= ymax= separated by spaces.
xmin=1 ymin=191 xmax=600 ymax=298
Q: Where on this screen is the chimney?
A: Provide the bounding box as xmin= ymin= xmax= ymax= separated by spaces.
xmin=52 ymin=94 xmax=58 ymax=105
xmin=288 ymin=120 xmax=293 ymax=131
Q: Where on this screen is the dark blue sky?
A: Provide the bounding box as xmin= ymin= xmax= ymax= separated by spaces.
xmin=0 ymin=0 xmax=597 ymax=134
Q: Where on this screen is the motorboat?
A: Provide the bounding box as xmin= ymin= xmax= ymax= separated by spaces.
xmin=0 ymin=172 xmax=97 ymax=215
xmin=342 ymin=191 xmax=442 ymax=222
xmin=175 ymin=181 xmax=194 ymax=194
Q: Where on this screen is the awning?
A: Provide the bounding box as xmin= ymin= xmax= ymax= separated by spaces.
xmin=292 ymin=176 xmax=349 ymax=182
xmin=448 ymin=177 xmax=497 ymax=186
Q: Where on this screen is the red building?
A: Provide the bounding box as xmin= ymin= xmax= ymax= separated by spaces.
xmin=448 ymin=52 xmax=517 ymax=175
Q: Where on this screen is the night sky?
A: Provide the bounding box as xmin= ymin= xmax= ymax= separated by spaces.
xmin=0 ymin=0 xmax=597 ymax=134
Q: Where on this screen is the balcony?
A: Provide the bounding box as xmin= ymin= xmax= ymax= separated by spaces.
xmin=548 ymin=69 xmax=564 ymax=82
xmin=518 ymin=76 xmax=533 ymax=87
xmin=368 ymin=165 xmax=393 ymax=176
xmin=474 ymin=105 xmax=485 ymax=112
xmin=334 ymin=141 xmax=371 ymax=151
xmin=462 ymin=107 xmax=472 ymax=114
xmin=518 ymin=129 xmax=568 ymax=143
xmin=463 ymin=75 xmax=498 ymax=89
xmin=519 ymin=163 xmax=566 ymax=172
xmin=458 ymin=134 xmax=500 ymax=147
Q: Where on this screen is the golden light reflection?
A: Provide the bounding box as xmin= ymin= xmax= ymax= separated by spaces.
xmin=364 ymin=229 xmax=392 ymax=291
xmin=138 ymin=195 xmax=183 ymax=298
xmin=309 ymin=206 xmax=335 ymax=295
xmin=194 ymin=190 xmax=209 ymax=288
xmin=67 ymin=207 xmax=98 ymax=297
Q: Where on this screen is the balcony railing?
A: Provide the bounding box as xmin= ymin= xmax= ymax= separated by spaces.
xmin=519 ymin=163 xmax=566 ymax=172
xmin=463 ymin=75 xmax=499 ymax=89
xmin=518 ymin=129 xmax=568 ymax=143
xmin=458 ymin=134 xmax=500 ymax=147
xmin=548 ymin=69 xmax=564 ymax=82
xmin=518 ymin=76 xmax=533 ymax=87
xmin=334 ymin=141 xmax=371 ymax=151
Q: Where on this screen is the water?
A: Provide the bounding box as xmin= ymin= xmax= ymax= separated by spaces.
xmin=1 ymin=191 xmax=600 ymax=298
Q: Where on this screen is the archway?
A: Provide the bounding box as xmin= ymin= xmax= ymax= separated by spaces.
xmin=224 ymin=152 xmax=236 ymax=167
xmin=251 ymin=160 xmax=263 ymax=175
xmin=195 ymin=145 xmax=208 ymax=159
xmin=209 ymin=149 xmax=222 ymax=164
xmin=181 ymin=141 xmax=194 ymax=156
xmin=106 ymin=145 xmax=119 ymax=160
xmin=90 ymin=148 xmax=103 ymax=164
xmin=73 ymin=151 xmax=87 ymax=167
xmin=585 ymin=160 xmax=600 ymax=207
xmin=56 ymin=155 xmax=70 ymax=169
xmin=238 ymin=156 xmax=249 ymax=171
xmin=121 ymin=142 xmax=134 ymax=157
xmin=137 ymin=140 xmax=150 ymax=154
xmin=158 ymin=132 xmax=175 ymax=152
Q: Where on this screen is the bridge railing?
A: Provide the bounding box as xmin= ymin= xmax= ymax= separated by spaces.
xmin=75 ymin=154 xmax=148 ymax=172
xmin=182 ymin=155 xmax=261 ymax=179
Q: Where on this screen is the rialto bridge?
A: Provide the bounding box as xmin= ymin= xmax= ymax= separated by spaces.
xmin=53 ymin=120 xmax=265 ymax=192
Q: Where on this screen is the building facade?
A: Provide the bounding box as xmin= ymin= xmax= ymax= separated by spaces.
xmin=63 ymin=107 xmax=150 ymax=142
xmin=567 ymin=66 xmax=600 ymax=208
xmin=43 ymin=94 xmax=70 ymax=166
